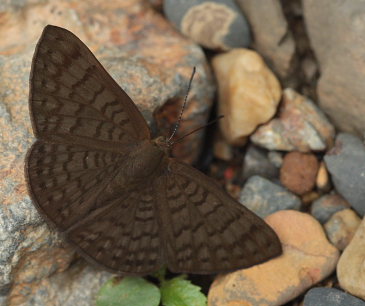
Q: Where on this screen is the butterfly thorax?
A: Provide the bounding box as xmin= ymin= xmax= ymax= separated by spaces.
xmin=123 ymin=139 xmax=169 ymax=181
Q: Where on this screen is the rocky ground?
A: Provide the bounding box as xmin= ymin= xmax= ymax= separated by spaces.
xmin=1 ymin=0 xmax=365 ymax=305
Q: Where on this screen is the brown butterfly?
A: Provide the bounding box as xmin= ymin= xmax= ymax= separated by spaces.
xmin=25 ymin=25 xmax=282 ymax=275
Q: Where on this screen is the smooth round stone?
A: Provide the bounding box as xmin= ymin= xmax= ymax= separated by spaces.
xmin=311 ymin=192 xmax=350 ymax=224
xmin=208 ymin=211 xmax=339 ymax=306
xmin=304 ymin=287 xmax=365 ymax=306
xmin=324 ymin=209 xmax=361 ymax=250
xmin=324 ymin=133 xmax=365 ymax=216
xmin=239 ymin=175 xmax=301 ymax=218
xmin=164 ymin=0 xmax=251 ymax=50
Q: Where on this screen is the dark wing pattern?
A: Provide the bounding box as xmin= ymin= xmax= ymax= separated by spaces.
xmin=65 ymin=186 xmax=163 ymax=275
xmin=29 ymin=25 xmax=150 ymax=149
xmin=157 ymin=160 xmax=282 ymax=274
xmin=26 ymin=141 xmax=121 ymax=231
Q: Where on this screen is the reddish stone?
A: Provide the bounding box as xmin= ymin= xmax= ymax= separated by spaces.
xmin=280 ymin=152 xmax=319 ymax=195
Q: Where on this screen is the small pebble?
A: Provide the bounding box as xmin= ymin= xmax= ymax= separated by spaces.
xmin=303 ymin=287 xmax=365 ymax=306
xmin=164 ymin=0 xmax=251 ymax=50
xmin=212 ymin=48 xmax=281 ymax=145
xmin=311 ymin=192 xmax=350 ymax=224
xmin=301 ymin=191 xmax=320 ymax=206
xmin=208 ymin=210 xmax=339 ymax=306
xmin=213 ymin=130 xmax=234 ymax=161
xmin=280 ymin=151 xmax=319 ymax=195
xmin=316 ymin=161 xmax=331 ymax=192
xmin=324 ymin=209 xmax=361 ymax=250
xmin=239 ymin=175 xmax=301 ymax=218
xmin=324 ymin=133 xmax=365 ymax=216
xmin=242 ymin=145 xmax=279 ymax=181
xmin=337 ymin=215 xmax=365 ymax=300
xmin=251 ymin=88 xmax=335 ymax=152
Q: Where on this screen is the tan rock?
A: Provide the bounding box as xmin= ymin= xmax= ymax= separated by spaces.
xmin=324 ymin=209 xmax=361 ymax=250
xmin=316 ymin=161 xmax=331 ymax=192
xmin=208 ymin=210 xmax=339 ymax=306
xmin=280 ymin=152 xmax=319 ymax=195
xmin=212 ymin=48 xmax=281 ymax=145
xmin=337 ymin=215 xmax=365 ymax=299
xmin=251 ymin=88 xmax=335 ymax=152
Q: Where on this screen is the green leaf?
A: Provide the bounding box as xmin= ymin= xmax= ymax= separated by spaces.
xmin=96 ymin=276 xmax=160 ymax=306
xmin=160 ymin=275 xmax=207 ymax=306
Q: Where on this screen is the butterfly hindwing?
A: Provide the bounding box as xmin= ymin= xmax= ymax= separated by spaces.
xmin=65 ymin=185 xmax=163 ymax=275
xmin=29 ymin=25 xmax=150 ymax=149
xmin=157 ymin=160 xmax=282 ymax=274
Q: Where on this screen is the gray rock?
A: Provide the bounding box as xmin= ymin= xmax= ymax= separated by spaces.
xmin=324 ymin=133 xmax=365 ymax=216
xmin=164 ymin=0 xmax=251 ymax=50
xmin=239 ymin=175 xmax=301 ymax=218
xmin=242 ymin=145 xmax=280 ymax=181
xmin=304 ymin=287 xmax=365 ymax=306
xmin=236 ymin=0 xmax=296 ymax=78
xmin=311 ymin=192 xmax=350 ymax=224
xmin=303 ymin=0 xmax=365 ymax=136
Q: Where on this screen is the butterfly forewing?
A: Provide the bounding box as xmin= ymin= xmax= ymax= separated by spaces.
xmin=26 ymin=25 xmax=282 ymax=275
xmin=157 ymin=160 xmax=282 ymax=274
xmin=29 ymin=25 xmax=150 ymax=149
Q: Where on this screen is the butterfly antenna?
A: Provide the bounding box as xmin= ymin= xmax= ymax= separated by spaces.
xmin=170 ymin=115 xmax=224 ymax=145
xmin=167 ymin=67 xmax=196 ymax=143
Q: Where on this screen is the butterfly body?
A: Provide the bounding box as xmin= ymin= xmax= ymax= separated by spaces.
xmin=25 ymin=25 xmax=282 ymax=275
xmin=122 ymin=138 xmax=169 ymax=180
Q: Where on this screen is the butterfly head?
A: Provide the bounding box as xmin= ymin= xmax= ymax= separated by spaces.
xmin=153 ymin=136 xmax=172 ymax=154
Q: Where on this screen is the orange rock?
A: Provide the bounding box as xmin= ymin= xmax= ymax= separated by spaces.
xmin=208 ymin=210 xmax=339 ymax=306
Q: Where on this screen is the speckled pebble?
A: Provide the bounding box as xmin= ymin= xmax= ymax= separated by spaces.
xmin=251 ymin=88 xmax=335 ymax=152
